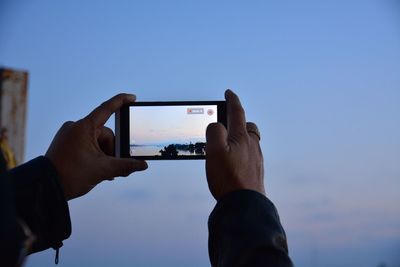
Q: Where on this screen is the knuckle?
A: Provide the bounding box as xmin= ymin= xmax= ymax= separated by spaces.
xmin=76 ymin=118 xmax=94 ymax=131
xmin=236 ymin=130 xmax=249 ymax=141
xmin=61 ymin=121 xmax=75 ymax=131
xmin=100 ymin=101 xmax=112 ymax=112
xmin=246 ymin=122 xmax=257 ymax=128
xmin=85 ymin=117 xmax=96 ymax=127
xmin=62 ymin=121 xmax=74 ymax=127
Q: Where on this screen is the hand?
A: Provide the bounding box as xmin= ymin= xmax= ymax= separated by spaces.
xmin=205 ymin=89 xmax=265 ymax=200
xmin=45 ymin=94 xmax=148 ymax=200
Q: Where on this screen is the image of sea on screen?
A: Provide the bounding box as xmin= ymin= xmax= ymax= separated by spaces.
xmin=129 ymin=105 xmax=218 ymax=158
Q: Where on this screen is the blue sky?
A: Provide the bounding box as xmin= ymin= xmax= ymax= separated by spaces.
xmin=1 ymin=1 xmax=400 ymax=266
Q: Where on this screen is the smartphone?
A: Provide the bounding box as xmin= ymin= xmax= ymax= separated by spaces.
xmin=115 ymin=101 xmax=226 ymax=160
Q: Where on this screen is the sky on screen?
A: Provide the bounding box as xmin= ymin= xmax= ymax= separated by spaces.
xmin=129 ymin=105 xmax=217 ymax=145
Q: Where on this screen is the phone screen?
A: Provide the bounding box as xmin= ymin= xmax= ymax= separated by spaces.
xmin=129 ymin=105 xmax=218 ymax=158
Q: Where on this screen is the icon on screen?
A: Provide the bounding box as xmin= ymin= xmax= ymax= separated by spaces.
xmin=187 ymin=108 xmax=204 ymax=114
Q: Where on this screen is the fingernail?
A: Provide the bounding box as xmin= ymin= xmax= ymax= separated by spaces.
xmin=127 ymin=94 xmax=136 ymax=101
xmin=225 ymin=89 xmax=233 ymax=98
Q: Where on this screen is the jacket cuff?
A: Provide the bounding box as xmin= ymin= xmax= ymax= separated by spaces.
xmin=208 ymin=190 xmax=289 ymax=261
xmin=10 ymin=156 xmax=72 ymax=252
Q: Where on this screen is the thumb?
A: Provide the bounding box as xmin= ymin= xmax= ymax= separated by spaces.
xmin=102 ymin=157 xmax=148 ymax=179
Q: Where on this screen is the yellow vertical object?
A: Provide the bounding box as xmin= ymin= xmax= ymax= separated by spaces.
xmin=0 ymin=139 xmax=17 ymax=169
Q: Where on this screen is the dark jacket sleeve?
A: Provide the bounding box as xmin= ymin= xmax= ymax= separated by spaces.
xmin=0 ymin=162 xmax=25 ymax=266
xmin=9 ymin=156 xmax=72 ymax=254
xmin=208 ymin=190 xmax=294 ymax=267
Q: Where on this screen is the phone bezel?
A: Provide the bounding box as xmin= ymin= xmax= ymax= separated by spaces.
xmin=116 ymin=101 xmax=226 ymax=160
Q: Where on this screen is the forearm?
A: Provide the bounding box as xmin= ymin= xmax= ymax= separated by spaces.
xmin=9 ymin=156 xmax=71 ymax=253
xmin=208 ymin=190 xmax=294 ymax=267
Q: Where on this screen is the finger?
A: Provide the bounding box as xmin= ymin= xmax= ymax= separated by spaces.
xmin=246 ymin=122 xmax=261 ymax=141
xmin=85 ymin=93 xmax=136 ymax=127
xmin=206 ymin=122 xmax=228 ymax=154
xmin=225 ymin=89 xmax=247 ymax=139
xmin=98 ymin=126 xmax=115 ymax=156
xmin=102 ymin=157 xmax=148 ymax=179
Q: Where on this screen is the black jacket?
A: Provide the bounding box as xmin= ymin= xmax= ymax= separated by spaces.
xmin=1 ymin=156 xmax=293 ymax=267
xmin=0 ymin=156 xmax=71 ymax=266
xmin=209 ymin=190 xmax=293 ymax=266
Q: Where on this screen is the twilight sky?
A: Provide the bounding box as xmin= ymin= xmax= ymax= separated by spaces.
xmin=1 ymin=1 xmax=400 ymax=266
